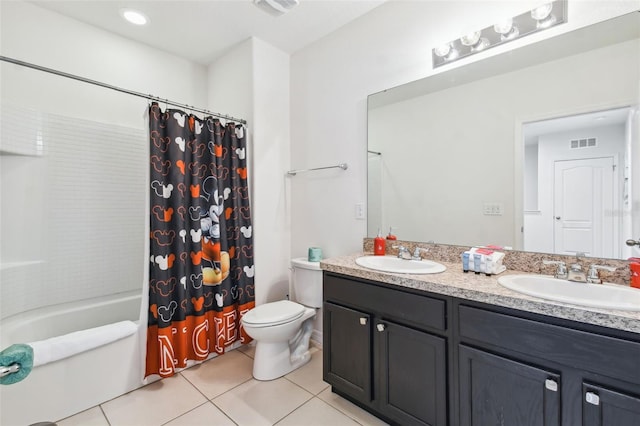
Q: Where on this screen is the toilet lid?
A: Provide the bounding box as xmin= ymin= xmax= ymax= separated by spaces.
xmin=242 ymin=300 xmax=305 ymax=326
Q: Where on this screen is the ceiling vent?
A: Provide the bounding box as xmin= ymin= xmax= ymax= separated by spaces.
xmin=254 ymin=0 xmax=299 ymax=16
xmin=570 ymin=137 xmax=597 ymax=149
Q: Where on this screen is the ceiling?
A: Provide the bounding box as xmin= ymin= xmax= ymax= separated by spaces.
xmin=523 ymin=107 xmax=631 ymax=145
xmin=30 ymin=0 xmax=386 ymax=65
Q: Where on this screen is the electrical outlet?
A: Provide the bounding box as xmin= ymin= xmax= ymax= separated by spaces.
xmin=483 ymin=203 xmax=503 ymax=216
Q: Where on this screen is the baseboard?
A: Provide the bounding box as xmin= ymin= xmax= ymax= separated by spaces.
xmin=311 ymin=330 xmax=323 ymax=350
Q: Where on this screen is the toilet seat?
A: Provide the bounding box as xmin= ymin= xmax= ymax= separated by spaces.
xmin=242 ymin=300 xmax=305 ymax=327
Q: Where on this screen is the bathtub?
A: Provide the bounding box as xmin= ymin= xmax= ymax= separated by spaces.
xmin=0 ymin=290 xmax=143 ymax=425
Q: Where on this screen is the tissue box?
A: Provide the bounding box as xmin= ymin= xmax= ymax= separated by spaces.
xmin=465 ymin=248 xmax=505 ymax=275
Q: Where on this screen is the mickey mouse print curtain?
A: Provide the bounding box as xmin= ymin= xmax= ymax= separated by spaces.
xmin=146 ymin=103 xmax=255 ymax=378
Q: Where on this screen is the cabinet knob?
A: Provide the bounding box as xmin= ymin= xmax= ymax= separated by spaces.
xmin=376 ymin=323 xmax=386 ymax=332
xmin=359 ymin=317 xmax=367 ymax=325
xmin=585 ymin=392 xmax=600 ymax=406
xmin=544 ymin=379 xmax=558 ymax=392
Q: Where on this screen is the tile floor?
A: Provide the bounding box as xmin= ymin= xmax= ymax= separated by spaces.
xmin=56 ymin=345 xmax=389 ymax=426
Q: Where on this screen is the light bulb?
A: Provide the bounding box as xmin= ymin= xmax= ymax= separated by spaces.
xmin=121 ymin=9 xmax=149 ymax=26
xmin=460 ymin=31 xmax=481 ymax=47
xmin=531 ymin=3 xmax=553 ymax=21
xmin=536 ymin=14 xmax=557 ymax=29
xmin=493 ymin=19 xmax=513 ymax=35
xmin=434 ymin=43 xmax=452 ymax=57
xmin=471 ymin=38 xmax=490 ymax=52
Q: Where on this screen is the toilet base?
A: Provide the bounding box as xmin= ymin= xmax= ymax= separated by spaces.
xmin=252 ymin=317 xmax=314 ymax=381
xmin=252 ymin=341 xmax=311 ymax=381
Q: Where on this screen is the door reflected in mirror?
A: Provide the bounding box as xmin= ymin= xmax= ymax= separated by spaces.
xmin=522 ymin=107 xmax=635 ymax=259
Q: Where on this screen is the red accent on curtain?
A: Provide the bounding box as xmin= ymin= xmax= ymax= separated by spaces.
xmin=146 ymin=103 xmax=254 ymax=378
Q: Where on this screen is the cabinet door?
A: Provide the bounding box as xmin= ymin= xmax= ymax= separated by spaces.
xmin=377 ymin=320 xmax=447 ymax=426
xmin=459 ymin=345 xmax=561 ymax=426
xmin=583 ymin=383 xmax=640 ymax=426
xmin=323 ymin=302 xmax=372 ymax=404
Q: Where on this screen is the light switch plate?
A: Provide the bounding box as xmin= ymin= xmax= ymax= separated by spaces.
xmin=483 ymin=202 xmax=504 ymax=216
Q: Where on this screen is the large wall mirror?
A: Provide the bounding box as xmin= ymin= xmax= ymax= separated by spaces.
xmin=367 ymin=12 xmax=639 ymax=260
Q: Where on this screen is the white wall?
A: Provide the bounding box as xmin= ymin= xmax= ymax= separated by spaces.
xmin=250 ymin=38 xmax=291 ymax=305
xmin=290 ymin=0 xmax=639 ymax=258
xmin=207 ymin=36 xmax=293 ymax=321
xmin=0 ymin=1 xmax=208 ymax=318
xmin=524 ymin=144 xmax=539 ymax=211
xmin=628 ymin=108 xmax=640 ymax=259
xmin=0 ymin=2 xmax=207 ymax=126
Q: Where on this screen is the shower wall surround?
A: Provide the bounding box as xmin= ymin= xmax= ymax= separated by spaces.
xmin=0 ymin=104 xmax=147 ymax=319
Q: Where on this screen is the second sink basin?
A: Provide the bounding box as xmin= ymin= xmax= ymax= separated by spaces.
xmin=355 ymin=255 xmax=446 ymax=274
xmin=497 ymin=274 xmax=640 ymax=311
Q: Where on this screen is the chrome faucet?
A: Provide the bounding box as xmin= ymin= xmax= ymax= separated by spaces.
xmin=393 ymin=245 xmax=429 ymax=261
xmin=393 ymin=245 xmax=412 ymax=260
xmin=544 ymin=254 xmax=617 ymax=284
xmin=543 ymin=260 xmax=568 ymax=279
xmin=567 ymin=252 xmax=587 ymax=283
xmin=412 ymin=247 xmax=429 ymax=261
xmin=586 ymin=264 xmax=617 ymax=284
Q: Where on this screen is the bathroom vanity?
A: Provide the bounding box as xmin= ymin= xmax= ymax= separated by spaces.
xmin=321 ymin=255 xmax=640 ymax=426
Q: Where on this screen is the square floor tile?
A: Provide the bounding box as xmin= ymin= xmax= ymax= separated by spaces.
xmin=181 ymin=349 xmax=254 ymax=399
xmin=237 ymin=341 xmax=256 ymax=359
xmin=101 ymin=374 xmax=207 ymax=426
xmin=318 ymin=388 xmax=389 ymax=426
xmin=163 ymin=401 xmax=236 ymax=426
xmin=285 ymin=350 xmax=329 ymax=395
xmin=57 ymin=406 xmax=109 ymax=426
xmin=213 ymin=377 xmax=313 ymax=426
xmin=276 ymin=398 xmax=360 ymax=426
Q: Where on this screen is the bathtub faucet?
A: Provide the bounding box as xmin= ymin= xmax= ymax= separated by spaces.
xmin=0 ymin=362 xmax=20 ymax=378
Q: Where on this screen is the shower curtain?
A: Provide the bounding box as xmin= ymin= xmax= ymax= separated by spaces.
xmin=145 ymin=103 xmax=255 ymax=378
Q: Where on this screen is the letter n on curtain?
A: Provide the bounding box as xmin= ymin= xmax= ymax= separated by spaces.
xmin=146 ymin=103 xmax=255 ymax=378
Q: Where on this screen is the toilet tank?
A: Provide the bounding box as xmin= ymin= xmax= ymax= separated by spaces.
xmin=290 ymin=258 xmax=323 ymax=308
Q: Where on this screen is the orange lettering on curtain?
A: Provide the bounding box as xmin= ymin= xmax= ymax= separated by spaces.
xmin=145 ymin=301 xmax=254 ymax=378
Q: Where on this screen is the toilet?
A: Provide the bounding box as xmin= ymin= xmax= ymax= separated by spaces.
xmin=241 ymin=258 xmax=322 ymax=381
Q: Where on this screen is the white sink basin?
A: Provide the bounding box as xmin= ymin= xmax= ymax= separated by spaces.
xmin=355 ymin=256 xmax=446 ymax=274
xmin=497 ymin=274 xmax=640 ymax=311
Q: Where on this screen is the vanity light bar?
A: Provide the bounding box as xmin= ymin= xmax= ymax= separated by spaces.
xmin=432 ymin=0 xmax=567 ymax=68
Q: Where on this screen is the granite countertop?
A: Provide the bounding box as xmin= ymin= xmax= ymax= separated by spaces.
xmin=320 ymin=254 xmax=640 ymax=335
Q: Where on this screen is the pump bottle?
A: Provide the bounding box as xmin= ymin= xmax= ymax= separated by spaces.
xmin=374 ymin=229 xmax=386 ymax=255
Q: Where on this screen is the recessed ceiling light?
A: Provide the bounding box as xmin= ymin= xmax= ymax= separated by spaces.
xmin=120 ymin=9 xmax=148 ymax=26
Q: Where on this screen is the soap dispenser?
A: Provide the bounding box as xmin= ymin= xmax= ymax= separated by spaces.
xmin=386 ymin=227 xmax=397 ymax=241
xmin=374 ymin=229 xmax=386 ymax=255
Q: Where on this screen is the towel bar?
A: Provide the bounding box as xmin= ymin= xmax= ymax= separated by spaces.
xmin=287 ymin=163 xmax=348 ymax=176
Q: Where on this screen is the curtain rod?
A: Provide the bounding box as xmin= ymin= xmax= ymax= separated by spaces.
xmin=0 ymin=55 xmax=247 ymax=125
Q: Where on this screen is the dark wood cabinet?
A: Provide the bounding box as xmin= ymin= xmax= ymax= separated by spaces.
xmin=323 ymin=273 xmax=448 ymax=426
xmin=459 ymin=345 xmax=560 ymax=426
xmin=377 ymin=320 xmax=447 ymax=426
xmin=323 ymin=272 xmax=640 ymax=426
xmin=323 ymin=302 xmax=372 ymax=404
xmin=582 ymin=383 xmax=640 ymax=426
xmin=457 ymin=304 xmax=640 ymax=426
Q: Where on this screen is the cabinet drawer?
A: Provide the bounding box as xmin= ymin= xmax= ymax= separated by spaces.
xmin=459 ymin=305 xmax=640 ymax=384
xmin=324 ymin=273 xmax=446 ymax=331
